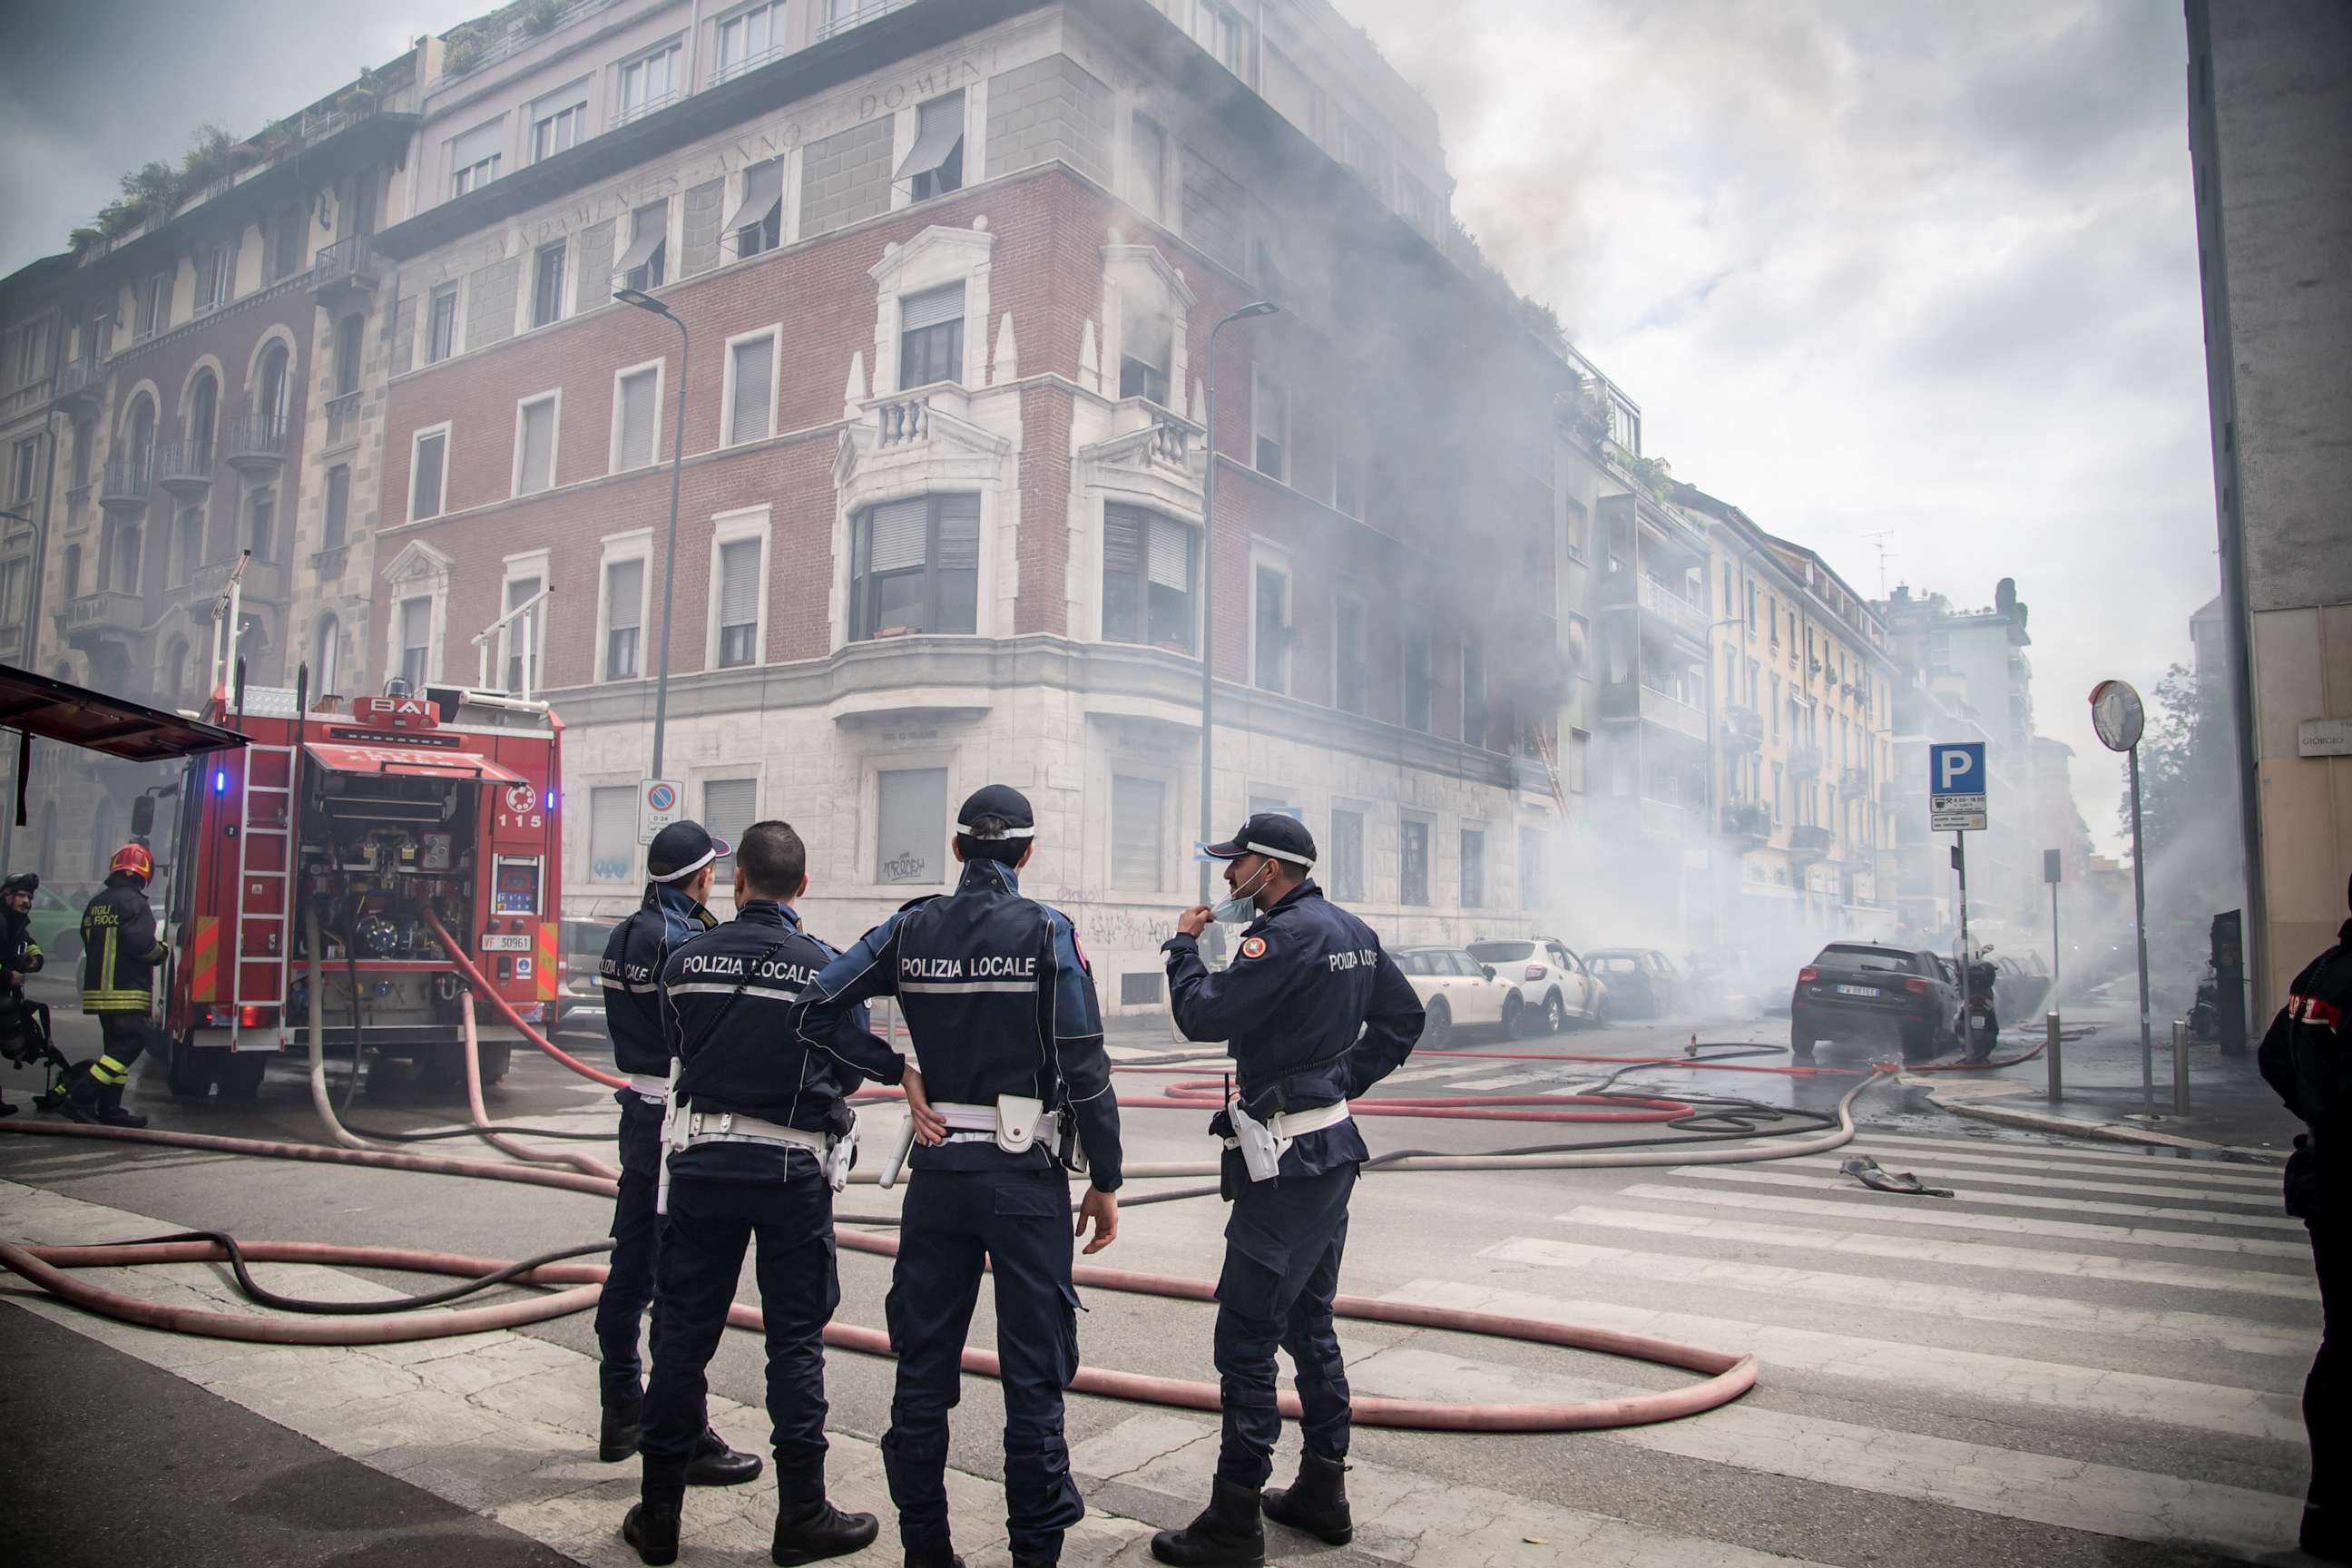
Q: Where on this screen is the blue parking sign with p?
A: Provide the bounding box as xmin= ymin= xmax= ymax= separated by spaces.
xmin=1931 ymin=743 xmax=1984 ymax=794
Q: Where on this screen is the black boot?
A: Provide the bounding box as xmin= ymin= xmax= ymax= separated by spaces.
xmin=56 ymin=1066 xmax=105 ymax=1124
xmin=901 ymin=1527 xmax=965 ymax=1568
xmin=771 ymin=1498 xmax=880 ymax=1566
xmin=95 ymin=1082 xmax=145 ymax=1129
xmin=600 ymin=1406 xmax=643 ymax=1462
xmin=1262 ymin=1452 xmax=1351 ymax=1545
xmin=685 ymin=1426 xmax=761 ymax=1486
xmin=622 ymin=1498 xmax=682 ymax=1566
xmin=2305 ymin=1504 xmax=2352 ymax=1563
xmin=1149 ymin=1477 xmax=1265 ymax=1568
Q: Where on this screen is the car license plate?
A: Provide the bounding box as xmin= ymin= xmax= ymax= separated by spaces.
xmin=479 ymin=933 xmax=531 ymax=952
xmin=1836 ymin=984 xmax=1879 ymax=997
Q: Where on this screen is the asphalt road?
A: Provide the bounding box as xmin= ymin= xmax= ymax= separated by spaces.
xmin=0 ymin=982 xmax=2323 ymax=1567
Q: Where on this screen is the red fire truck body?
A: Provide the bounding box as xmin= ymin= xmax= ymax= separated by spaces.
xmin=158 ymin=682 xmax=564 ymax=1097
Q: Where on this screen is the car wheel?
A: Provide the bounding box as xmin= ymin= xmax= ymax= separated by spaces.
xmin=1790 ymin=1028 xmax=1816 ymax=1064
xmin=1543 ymin=991 xmax=1569 ymax=1034
xmin=221 ymin=1050 xmax=268 ymax=1101
xmin=1418 ymin=997 xmax=1453 ymax=1050
xmin=476 ymin=1041 xmax=514 ymax=1085
xmin=1502 ymin=994 xmax=1525 ymax=1040
xmin=1901 ymin=1020 xmax=1936 ymax=1063
xmin=165 ymin=1034 xmax=209 ymax=1098
xmin=1588 ymin=994 xmax=1611 ymax=1029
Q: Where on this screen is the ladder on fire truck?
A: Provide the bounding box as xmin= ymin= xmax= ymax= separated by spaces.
xmin=208 ymin=552 xmax=298 ymax=1053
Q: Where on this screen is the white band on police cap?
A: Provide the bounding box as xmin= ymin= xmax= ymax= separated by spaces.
xmin=1246 ymin=840 xmax=1314 ymax=866
xmin=955 ymin=821 xmax=1035 ymax=839
xmin=648 ymin=847 xmax=718 ymax=883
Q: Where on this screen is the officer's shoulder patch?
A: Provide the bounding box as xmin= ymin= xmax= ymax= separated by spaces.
xmin=1239 ymin=936 xmax=1269 ymax=960
xmin=1072 ymin=930 xmax=1091 ymax=974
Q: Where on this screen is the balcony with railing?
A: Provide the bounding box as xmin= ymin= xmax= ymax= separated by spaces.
xmin=1720 ymin=800 xmax=1771 ymax=844
xmin=61 ymin=589 xmax=143 ymax=644
xmin=818 ymin=0 xmax=916 ymax=40
xmin=155 ymin=438 xmax=215 ymax=494
xmin=52 ymin=356 xmax=104 ymax=411
xmin=1720 ymin=703 xmax=1762 ymax=752
xmin=1788 ymin=824 xmax=1833 ymax=858
xmin=1601 ymin=569 xmax=1712 ymax=645
xmin=0 ymin=380 xmax=46 ymax=423
xmin=1788 ymin=744 xmax=1824 ymax=779
xmin=1638 ymin=684 xmax=1708 ymax=741
xmin=310 ymin=236 xmax=384 ymax=307
xmin=429 ymin=0 xmax=619 ymax=91
xmin=191 ymin=556 xmax=286 ymax=605
xmin=1839 ymin=770 xmax=1872 ymax=800
xmin=226 ymin=413 xmax=291 ymax=470
xmin=99 ymin=457 xmax=151 ymax=509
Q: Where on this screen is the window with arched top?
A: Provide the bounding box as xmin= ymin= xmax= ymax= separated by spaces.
xmin=186 ymin=371 xmax=219 ymax=466
xmin=123 ymin=394 xmax=157 ymax=474
xmin=254 ymin=343 xmax=291 ymax=432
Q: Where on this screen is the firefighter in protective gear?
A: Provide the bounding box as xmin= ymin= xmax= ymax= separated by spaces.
xmin=2259 ymin=871 xmax=2352 ymax=1563
xmin=593 ymin=818 xmax=760 ymax=1490
xmin=1150 ymin=813 xmax=1424 ymax=1568
xmin=620 ymin=821 xmax=888 ymax=1568
xmin=62 ymin=845 xmax=165 ymax=1127
xmin=791 ymin=784 xmax=1123 ymax=1568
xmin=0 ymin=871 xmax=48 ymax=1116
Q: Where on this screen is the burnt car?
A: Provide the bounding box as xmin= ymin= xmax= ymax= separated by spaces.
xmin=1583 ymin=948 xmax=1681 ymax=1019
xmin=1789 ymin=942 xmax=1964 ymax=1063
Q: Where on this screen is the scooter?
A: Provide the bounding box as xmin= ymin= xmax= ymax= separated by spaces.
xmin=1963 ymin=946 xmax=2001 ymax=1063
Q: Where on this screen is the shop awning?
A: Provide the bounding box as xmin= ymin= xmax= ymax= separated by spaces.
xmin=305 ymin=741 xmax=526 ymax=786
xmin=0 ymin=661 xmax=248 ymax=824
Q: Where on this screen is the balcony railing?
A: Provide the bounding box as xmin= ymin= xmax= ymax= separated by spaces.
xmin=99 ymin=457 xmax=151 ymax=506
xmin=0 ymin=382 xmax=46 ymax=422
xmin=52 ymin=356 xmax=103 ymax=408
xmin=1838 ymin=771 xmax=1871 ymax=800
xmin=1720 ymin=801 xmax=1771 ymax=841
xmin=191 ymin=556 xmax=285 ymax=604
xmin=817 ymin=0 xmax=915 ymax=40
xmin=1720 ymin=703 xmax=1762 ymax=751
xmin=431 ymin=0 xmax=618 ymax=88
xmin=1637 ymin=684 xmax=1708 ymax=740
xmin=155 ymin=438 xmax=215 ymax=489
xmin=311 ymin=236 xmax=384 ymax=301
xmin=226 ymin=414 xmax=291 ymax=466
xmin=324 ymin=391 xmax=362 ymax=449
xmin=612 ymin=89 xmax=682 ymax=128
xmin=1788 ymin=744 xmax=1824 ymax=778
xmin=61 ymin=589 xmax=143 ymax=639
xmin=1788 ymin=824 xmax=1833 ymax=857
xmin=1633 ymin=573 xmax=1712 ymax=641
xmin=875 ymin=393 xmax=932 ymax=447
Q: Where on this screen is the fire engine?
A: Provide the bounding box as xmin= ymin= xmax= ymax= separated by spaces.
xmin=148 ymin=568 xmax=563 ymax=1099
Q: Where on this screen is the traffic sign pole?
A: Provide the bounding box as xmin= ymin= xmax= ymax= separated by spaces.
xmin=2129 ymin=744 xmax=2154 ymax=1119
xmin=1955 ymin=830 xmax=1969 ymax=965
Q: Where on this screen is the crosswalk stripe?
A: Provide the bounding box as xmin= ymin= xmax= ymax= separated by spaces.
xmin=1481 ymin=1235 xmax=2315 ymax=1357
xmin=1854 ymin=1132 xmax=2282 ymax=1172
xmin=1661 ymin=1165 xmax=2305 ymax=1231
xmin=1338 ymin=1344 xmax=2298 ymax=1558
xmin=1071 ymin=1412 xmax=1838 ymax=1568
xmin=1612 ymin=1182 xmax=2310 ymax=1259
xmin=1387 ymin=1278 xmax=2301 ymax=1438
xmin=1843 ymin=1139 xmax=2283 ymax=1189
xmin=1563 ymin=1206 xmax=2318 ymax=1298
xmin=1770 ymin=1155 xmax=2287 ymax=1206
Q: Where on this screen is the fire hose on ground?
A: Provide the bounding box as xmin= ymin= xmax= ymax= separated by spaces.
xmin=0 ymin=909 xmax=1911 ymax=1433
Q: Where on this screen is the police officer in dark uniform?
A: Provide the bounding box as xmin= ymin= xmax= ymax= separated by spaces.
xmin=594 ymin=819 xmax=760 ymax=1489
xmin=1150 ymin=813 xmax=1423 ymax=1568
xmin=791 ymin=784 xmax=1122 ymax=1568
xmin=622 ymin=820 xmax=892 ymax=1566
xmin=2260 ymin=872 xmax=2352 ymax=1563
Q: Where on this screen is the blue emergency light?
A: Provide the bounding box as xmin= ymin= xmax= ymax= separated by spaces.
xmin=213 ymin=769 xmax=227 ymax=794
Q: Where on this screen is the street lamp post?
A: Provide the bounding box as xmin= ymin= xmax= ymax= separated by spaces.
xmin=1196 ymin=300 xmax=1280 ymax=905
xmin=615 ymin=288 xmax=690 ymax=779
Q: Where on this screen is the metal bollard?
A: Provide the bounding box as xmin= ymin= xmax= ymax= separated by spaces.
xmin=2045 ymin=1013 xmax=2063 ymax=1103
xmin=2172 ymin=1018 xmax=2190 ymax=1119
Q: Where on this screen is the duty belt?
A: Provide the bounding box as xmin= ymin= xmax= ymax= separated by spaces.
xmin=1220 ymin=1100 xmax=1351 ymax=1144
xmin=628 ymin=1073 xmax=671 ymax=1104
xmin=932 ymin=1099 xmax=1060 ymax=1146
xmin=677 ymin=1107 xmax=831 ymax=1156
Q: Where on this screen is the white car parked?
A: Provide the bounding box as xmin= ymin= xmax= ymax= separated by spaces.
xmin=1465 ymin=937 xmax=1611 ymax=1034
xmin=1393 ymin=946 xmax=1521 ymax=1047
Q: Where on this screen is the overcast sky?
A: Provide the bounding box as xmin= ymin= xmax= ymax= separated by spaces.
xmin=0 ymin=0 xmax=2210 ymax=851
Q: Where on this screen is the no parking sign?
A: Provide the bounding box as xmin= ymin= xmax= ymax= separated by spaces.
xmin=638 ymin=778 xmax=682 ymax=846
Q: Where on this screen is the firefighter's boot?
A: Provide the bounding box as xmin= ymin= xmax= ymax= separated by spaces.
xmin=1261 ymin=1452 xmax=1352 ymax=1545
xmin=1148 ymin=1477 xmax=1265 ymax=1568
xmin=56 ymin=1064 xmax=105 ymax=1124
xmin=95 ymin=1082 xmax=147 ymax=1129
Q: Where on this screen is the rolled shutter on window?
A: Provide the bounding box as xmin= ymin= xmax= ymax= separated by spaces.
xmin=899 ymin=282 xmax=964 ymax=332
xmin=701 ymin=779 xmax=757 ymax=869
xmin=448 ymin=117 xmax=505 ymax=171
xmin=936 ymin=495 xmax=980 ymax=570
xmin=1102 ymin=509 xmax=1142 ymax=575
xmin=607 ymin=559 xmax=645 ymax=630
xmin=729 ymin=338 xmax=774 ymax=445
xmin=867 ymin=498 xmax=929 ymax=573
xmin=1146 ymin=517 xmax=1189 ymax=589
xmin=1111 ymin=775 xmax=1165 ymax=891
xmin=620 ymin=371 xmax=658 ymax=466
xmin=719 ymin=538 xmax=760 ymax=627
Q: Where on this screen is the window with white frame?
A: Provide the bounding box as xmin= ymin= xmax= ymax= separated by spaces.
xmin=1101 ymin=505 xmax=1194 ymax=652
xmin=139 ymin=273 xmax=168 ymax=338
xmin=426 ymin=285 xmax=458 ymax=364
xmin=850 ymin=495 xmax=978 ymax=640
xmin=1118 ymin=285 xmax=1172 ymax=404
xmin=1252 ymin=368 xmax=1287 ymax=480
xmin=531 ymin=88 xmax=588 ymax=162
xmin=199 ymin=243 xmax=232 ymax=311
xmin=618 ymin=41 xmax=683 ymax=124
xmin=1328 ymin=808 xmax=1366 ymax=900
xmin=9 ymin=437 xmax=39 ymax=505
xmin=589 ymin=786 xmax=635 ymax=882
xmin=1191 ymin=0 xmax=1242 ymax=72
xmin=447 ymin=117 xmax=505 ymax=196
xmin=714 ymin=535 xmax=762 ymax=667
xmin=724 ymin=331 xmax=775 ymax=445
xmin=897 ymin=283 xmax=964 ymax=387
xmin=1334 ymin=593 xmax=1366 ymax=714
xmin=1252 ymin=561 xmax=1289 ymax=694
xmin=877 ymin=768 xmax=947 ymax=885
xmin=603 ymin=556 xmax=646 ymax=679
xmin=728 ymin=158 xmax=784 ymax=259
xmin=1404 ymin=625 xmax=1431 ymax=731
xmin=1110 ymin=773 xmax=1165 ymax=891
xmin=532 ymin=240 xmax=567 ymax=328
xmin=620 ymin=201 xmax=668 ymax=291
xmin=513 ymin=392 xmax=558 ymax=496
xmin=701 ymin=778 xmax=757 ymax=874
xmin=397 ymin=596 xmax=433 ymax=689
xmin=408 ymin=426 xmax=448 ymax=521
xmin=1129 ymin=113 xmax=1166 ymax=222
xmin=503 ymin=572 xmax=544 ymax=691
xmin=900 ymin=93 xmax=965 ymax=201
xmin=715 ymin=1 xmax=781 ymax=80
xmin=612 ymin=363 xmax=661 ymax=472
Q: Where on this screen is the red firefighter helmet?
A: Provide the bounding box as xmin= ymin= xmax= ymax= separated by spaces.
xmin=109 ymin=843 xmax=153 ymax=883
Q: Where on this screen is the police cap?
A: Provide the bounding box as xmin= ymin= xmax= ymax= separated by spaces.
xmin=647 ymin=819 xmax=730 ymax=883
xmin=1201 ymin=812 xmax=1316 ymax=867
xmin=956 ymin=784 xmax=1035 ymax=840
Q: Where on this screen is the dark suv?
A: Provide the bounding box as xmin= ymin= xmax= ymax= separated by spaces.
xmin=1789 ymin=942 xmax=1962 ymax=1063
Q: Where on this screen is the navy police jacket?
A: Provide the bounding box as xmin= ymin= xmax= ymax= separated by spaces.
xmin=661 ymin=899 xmax=895 ymax=1183
xmin=2259 ymin=916 xmax=2352 ymax=1220
xmin=600 ymin=882 xmax=717 ymax=1079
xmin=792 ymin=858 xmax=1123 ymax=1191
xmin=1162 ymin=879 xmax=1424 ymax=1179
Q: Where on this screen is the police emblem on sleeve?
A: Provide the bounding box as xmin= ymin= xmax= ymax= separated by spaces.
xmin=1239 ymin=936 xmax=1269 ymax=960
